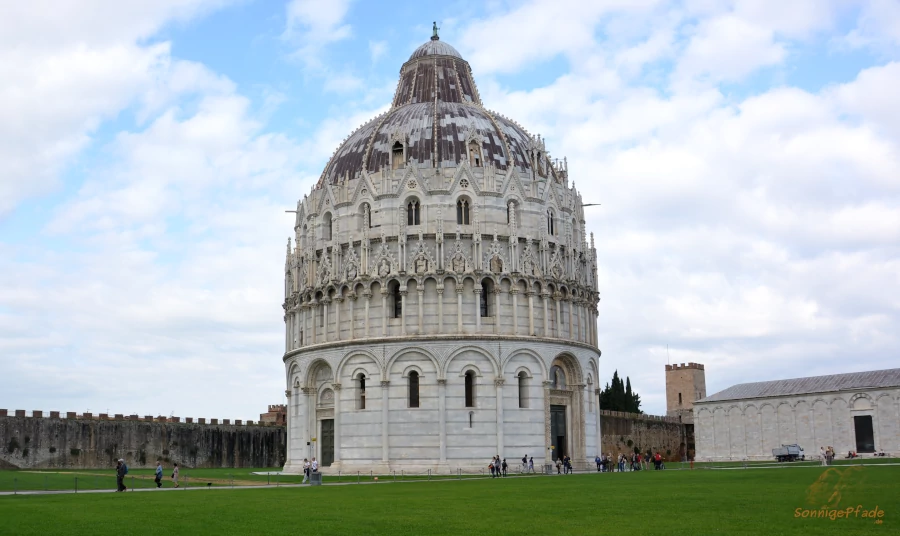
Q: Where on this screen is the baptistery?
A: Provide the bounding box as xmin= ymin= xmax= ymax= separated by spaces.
xmin=282 ymin=29 xmax=601 ymax=473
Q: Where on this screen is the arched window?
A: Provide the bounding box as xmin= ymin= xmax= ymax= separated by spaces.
xmin=390 ymin=281 xmax=402 ymax=318
xmin=480 ymin=279 xmax=492 ymax=317
xmin=550 ymin=365 xmax=566 ymax=389
xmin=407 ymin=199 xmax=420 ymax=226
xmin=358 ymin=373 xmax=366 ymax=410
xmin=323 ymin=213 xmax=333 ymax=241
xmin=392 ymin=142 xmax=404 ymax=170
xmin=408 ymin=371 xmax=420 ymax=408
xmin=547 ymin=209 xmax=555 ymax=236
xmin=518 ymin=371 xmax=528 ymax=409
xmin=456 ymin=198 xmax=470 ymax=225
xmin=464 ymin=370 xmax=476 ymax=408
xmin=468 ymin=141 xmax=482 ymax=167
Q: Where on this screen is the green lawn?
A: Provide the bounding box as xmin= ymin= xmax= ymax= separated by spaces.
xmin=0 ymin=466 xmax=896 ymax=535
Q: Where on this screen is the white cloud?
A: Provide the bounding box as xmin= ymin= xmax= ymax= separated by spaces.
xmin=369 ymin=40 xmax=388 ymax=62
xmin=283 ymin=0 xmax=354 ymax=68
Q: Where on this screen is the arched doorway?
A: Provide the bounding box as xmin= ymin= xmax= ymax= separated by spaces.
xmin=308 ymin=361 xmax=335 ymax=467
xmin=546 ymin=355 xmax=585 ymax=464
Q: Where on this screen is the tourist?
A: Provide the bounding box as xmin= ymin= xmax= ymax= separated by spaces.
xmin=595 ymin=455 xmax=601 ymax=472
xmin=172 ymin=462 xmax=180 ymax=488
xmin=618 ymin=453 xmax=625 ymax=473
xmin=496 ymin=454 xmax=502 ymax=477
xmin=490 ymin=457 xmax=497 ymax=478
xmin=827 ymin=446 xmax=834 ymax=465
xmin=820 ymin=447 xmax=826 ymax=466
xmin=115 ymin=460 xmax=126 ymax=492
xmin=522 ymin=454 xmax=528 ymax=473
xmin=311 ymin=457 xmax=318 ymax=472
xmin=502 ymin=458 xmax=508 ymax=477
xmin=155 ymin=461 xmax=163 ymax=488
xmin=637 ymin=453 xmax=643 ymax=471
xmin=653 ymin=452 xmax=662 ymax=470
xmin=556 ymin=458 xmax=562 ymax=474
xmin=302 ymin=458 xmax=310 ymax=483
xmin=528 ymin=457 xmax=534 ymax=473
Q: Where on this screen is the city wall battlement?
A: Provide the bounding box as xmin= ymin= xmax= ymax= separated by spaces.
xmin=0 ymin=413 xmax=286 ymax=470
xmin=0 ymin=409 xmax=278 ymax=427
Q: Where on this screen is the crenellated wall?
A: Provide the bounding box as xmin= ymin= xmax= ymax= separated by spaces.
xmin=599 ymin=410 xmax=691 ymax=462
xmin=0 ymin=412 xmax=285 ymax=469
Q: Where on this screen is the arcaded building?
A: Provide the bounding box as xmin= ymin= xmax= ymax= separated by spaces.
xmin=694 ymin=369 xmax=900 ymax=461
xmin=280 ymin=30 xmax=601 ymax=473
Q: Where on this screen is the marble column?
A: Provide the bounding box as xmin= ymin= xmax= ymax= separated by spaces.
xmin=495 ymin=378 xmax=505 ymax=456
xmin=554 ymin=296 xmax=562 ymax=338
xmin=400 ymin=290 xmax=408 ymax=336
xmin=595 ymin=388 xmax=602 ymax=457
xmin=438 ymin=379 xmax=447 ymax=462
xmin=474 ymin=288 xmax=482 ymax=331
xmin=348 ymin=295 xmax=356 ymax=340
xmin=333 ymin=383 xmax=341 ymax=463
xmin=417 ymin=288 xmax=424 ymax=334
xmin=542 ymin=293 xmax=549 ymax=337
xmin=285 ymin=389 xmax=292 ymax=467
xmin=323 ymin=299 xmax=330 ymax=342
xmin=381 ymin=380 xmax=390 ymax=462
xmin=364 ymin=292 xmax=371 ymax=338
xmin=456 ymin=285 xmax=464 ymax=333
xmin=381 ymin=291 xmax=389 ymax=337
xmin=511 ymin=290 xmax=520 ymax=336
xmin=494 ymin=289 xmax=501 ymax=335
xmin=311 ymin=302 xmax=318 ymax=344
xmin=527 ymin=291 xmax=535 ymax=336
xmin=334 ymin=297 xmax=343 ymax=341
xmin=543 ymin=380 xmax=552 ymax=464
xmin=437 ymin=288 xmax=444 ymax=334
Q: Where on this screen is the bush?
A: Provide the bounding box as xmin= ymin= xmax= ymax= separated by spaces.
xmin=666 ymin=449 xmax=672 ymax=456
xmin=6 ymin=437 xmax=20 ymax=453
xmin=626 ymin=439 xmax=633 ymax=447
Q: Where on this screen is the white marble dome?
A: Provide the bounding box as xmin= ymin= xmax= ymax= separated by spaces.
xmin=281 ymin=32 xmax=602 ymax=474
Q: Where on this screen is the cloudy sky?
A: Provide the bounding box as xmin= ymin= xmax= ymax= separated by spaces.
xmin=1 ymin=0 xmax=898 ymax=420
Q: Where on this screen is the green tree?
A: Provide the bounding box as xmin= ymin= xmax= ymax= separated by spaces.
xmin=599 ymin=370 xmax=643 ymax=413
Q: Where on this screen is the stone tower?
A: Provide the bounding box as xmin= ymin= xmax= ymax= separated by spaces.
xmin=665 ymin=363 xmax=706 ymax=424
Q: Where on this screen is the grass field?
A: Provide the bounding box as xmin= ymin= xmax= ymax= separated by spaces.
xmin=0 ymin=465 xmax=896 ymax=535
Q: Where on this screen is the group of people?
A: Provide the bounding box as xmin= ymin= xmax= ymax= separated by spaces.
xmin=555 ymin=455 xmax=573 ymax=474
xmin=819 ymin=446 xmax=836 ymax=465
xmin=489 ymin=456 xmax=508 ymax=477
xmin=301 ymin=457 xmax=319 ymax=483
xmin=593 ymin=452 xmax=666 ymax=472
xmin=520 ymin=455 xmax=536 ymax=473
xmin=114 ymin=460 xmax=178 ymax=491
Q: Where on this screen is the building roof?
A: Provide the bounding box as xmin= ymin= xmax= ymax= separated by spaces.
xmin=696 ymin=368 xmax=900 ymax=403
xmin=317 ymin=34 xmax=561 ymax=187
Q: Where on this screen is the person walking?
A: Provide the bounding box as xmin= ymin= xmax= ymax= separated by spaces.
xmin=502 ymin=458 xmax=508 ymax=477
xmin=820 ymin=447 xmax=827 ymax=466
xmin=311 ymin=457 xmax=318 ymax=473
xmin=115 ymin=460 xmax=127 ymax=492
xmin=528 ymin=456 xmax=534 ymax=473
xmin=172 ymin=462 xmax=180 ymax=488
xmin=155 ymin=461 xmax=163 ymax=488
xmin=522 ymin=454 xmax=528 ymax=473
xmin=302 ymin=458 xmax=310 ymax=484
xmin=490 ymin=457 xmax=497 ymax=478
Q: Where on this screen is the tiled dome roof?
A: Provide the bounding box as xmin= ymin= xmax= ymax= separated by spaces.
xmin=317 ymin=36 xmax=552 ymax=187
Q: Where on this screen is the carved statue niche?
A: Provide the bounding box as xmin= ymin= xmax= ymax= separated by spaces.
xmin=490 ymin=255 xmax=503 ymax=274
xmin=378 ymin=258 xmax=391 ymax=278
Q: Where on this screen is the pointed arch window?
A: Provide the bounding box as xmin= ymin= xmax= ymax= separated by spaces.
xmin=392 ymin=142 xmax=404 ymax=170
xmin=408 ymin=371 xmax=420 ymax=408
xmin=456 ymin=199 xmax=470 ymax=225
xmin=547 ymin=209 xmax=555 ymax=236
xmin=464 ymin=370 xmax=476 ymax=408
xmin=518 ymin=371 xmax=528 ymax=409
xmin=407 ymin=199 xmax=420 ymax=226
